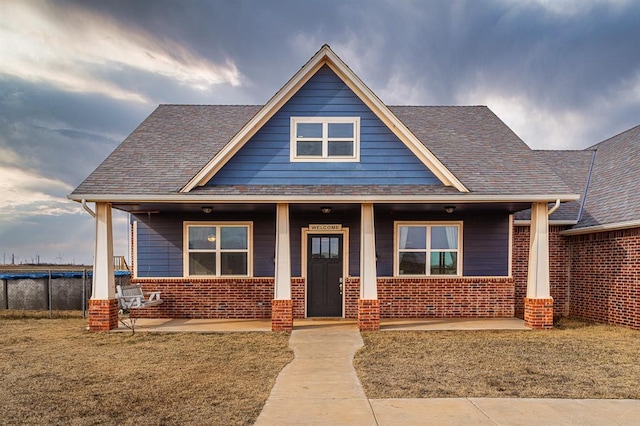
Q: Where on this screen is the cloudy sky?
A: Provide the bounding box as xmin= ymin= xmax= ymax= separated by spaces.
xmin=1 ymin=0 xmax=639 ymax=266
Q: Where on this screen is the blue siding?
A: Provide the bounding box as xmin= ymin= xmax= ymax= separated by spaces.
xmin=208 ymin=65 xmax=440 ymax=186
xmin=134 ymin=211 xmax=276 ymax=278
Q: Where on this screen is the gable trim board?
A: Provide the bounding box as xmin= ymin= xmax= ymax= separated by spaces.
xmin=180 ymin=45 xmax=468 ymax=193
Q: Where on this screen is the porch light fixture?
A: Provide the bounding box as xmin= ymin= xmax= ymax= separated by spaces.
xmin=444 ymin=205 xmax=456 ymax=214
xmin=321 ymin=206 xmax=332 ymax=214
xmin=202 ymin=206 xmax=213 ymax=214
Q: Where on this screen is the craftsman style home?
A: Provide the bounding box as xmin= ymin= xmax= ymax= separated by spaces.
xmin=71 ymin=45 xmax=639 ymax=332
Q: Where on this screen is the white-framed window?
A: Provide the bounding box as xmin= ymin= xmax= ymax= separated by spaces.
xmin=290 ymin=116 xmax=360 ymax=162
xmin=394 ymin=222 xmax=462 ymax=276
xmin=183 ymin=222 xmax=252 ymax=277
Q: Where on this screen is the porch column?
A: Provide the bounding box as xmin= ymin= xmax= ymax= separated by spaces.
xmin=525 ymin=202 xmax=554 ymax=329
xmin=359 ymin=203 xmax=380 ymax=331
xmin=272 ymin=203 xmax=293 ymax=332
xmin=88 ymin=202 xmax=118 ymax=332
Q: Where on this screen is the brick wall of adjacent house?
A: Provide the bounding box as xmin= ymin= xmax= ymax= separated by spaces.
xmin=512 ymin=225 xmax=571 ymax=318
xmin=129 ymin=278 xmax=274 ymax=318
xmin=568 ymin=227 xmax=639 ymax=330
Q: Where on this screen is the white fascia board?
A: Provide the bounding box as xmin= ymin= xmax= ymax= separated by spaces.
xmin=69 ymin=193 xmax=580 ymax=204
xmin=559 ymin=220 xmax=640 ymax=236
xmin=181 ymin=45 xmax=468 ymax=193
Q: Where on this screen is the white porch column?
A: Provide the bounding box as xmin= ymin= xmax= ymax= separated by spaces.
xmin=92 ymin=202 xmax=115 ymax=300
xmin=274 ymin=203 xmax=291 ymax=300
xmin=527 ymin=202 xmax=550 ymax=299
xmin=360 ymin=203 xmax=378 ymax=299
xmin=525 ymin=201 xmax=554 ymax=329
xmin=272 ymin=203 xmax=293 ymax=332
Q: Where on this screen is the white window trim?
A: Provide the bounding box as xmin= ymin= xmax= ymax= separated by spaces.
xmin=183 ymin=221 xmax=253 ymax=278
xmin=290 ymin=116 xmax=360 ymax=162
xmin=393 ymin=221 xmax=463 ymax=277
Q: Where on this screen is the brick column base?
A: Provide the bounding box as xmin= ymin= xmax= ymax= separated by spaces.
xmin=358 ymin=299 xmax=380 ymax=331
xmin=524 ymin=297 xmax=554 ymax=329
xmin=271 ymin=299 xmax=293 ymax=332
xmin=88 ymin=299 xmax=119 ymax=332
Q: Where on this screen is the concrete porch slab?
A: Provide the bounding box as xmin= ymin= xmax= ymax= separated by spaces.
xmin=380 ymin=318 xmax=530 ymax=331
xmin=113 ymin=318 xmax=271 ymax=332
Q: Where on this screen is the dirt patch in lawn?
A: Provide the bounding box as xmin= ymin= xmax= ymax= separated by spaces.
xmin=354 ymin=318 xmax=640 ymax=399
xmin=0 ymin=312 xmax=293 ymax=425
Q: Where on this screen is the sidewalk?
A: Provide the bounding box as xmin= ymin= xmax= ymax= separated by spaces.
xmin=255 ymin=322 xmax=640 ymax=425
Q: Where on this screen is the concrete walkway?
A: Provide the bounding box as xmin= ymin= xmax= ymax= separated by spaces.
xmin=256 ymin=321 xmax=640 ymax=425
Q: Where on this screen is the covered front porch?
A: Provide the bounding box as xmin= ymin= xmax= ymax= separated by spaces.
xmin=88 ymin=200 xmax=556 ymax=332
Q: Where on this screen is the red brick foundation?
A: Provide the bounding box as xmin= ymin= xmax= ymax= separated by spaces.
xmin=377 ymin=277 xmax=514 ymax=318
xmin=358 ymin=299 xmax=380 ymax=331
xmin=271 ymin=299 xmax=293 ymax=332
xmin=88 ymin=299 xmax=118 ymax=332
xmin=524 ymin=297 xmax=554 ymax=329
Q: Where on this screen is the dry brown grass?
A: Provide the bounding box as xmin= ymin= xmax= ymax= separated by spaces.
xmin=0 ymin=311 xmax=293 ymax=425
xmin=355 ymin=318 xmax=640 ymax=399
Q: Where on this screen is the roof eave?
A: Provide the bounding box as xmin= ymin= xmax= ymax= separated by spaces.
xmin=559 ymin=219 xmax=640 ymax=236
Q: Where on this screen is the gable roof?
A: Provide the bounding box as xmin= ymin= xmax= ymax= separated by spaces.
xmin=575 ymin=124 xmax=640 ymax=229
xmin=180 ymin=45 xmax=468 ymax=193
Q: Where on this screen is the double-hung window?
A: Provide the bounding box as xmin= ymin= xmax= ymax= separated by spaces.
xmin=290 ymin=117 xmax=360 ymax=161
xmin=184 ymin=222 xmax=252 ymax=277
xmin=395 ymin=222 xmax=462 ymax=276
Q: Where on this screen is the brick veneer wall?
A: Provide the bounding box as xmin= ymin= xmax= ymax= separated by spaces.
xmin=130 ymin=278 xmax=274 ymax=319
xmin=291 ymin=277 xmax=305 ymax=319
xmin=376 ymin=277 xmax=514 ymax=318
xmin=569 ymin=228 xmax=639 ymax=330
xmin=512 ymin=225 xmax=570 ymax=318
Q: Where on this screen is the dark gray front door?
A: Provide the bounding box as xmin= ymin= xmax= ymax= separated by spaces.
xmin=307 ymin=234 xmax=343 ymax=317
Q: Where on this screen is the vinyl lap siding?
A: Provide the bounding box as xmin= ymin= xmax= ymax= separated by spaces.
xmin=134 ymin=211 xmax=276 ymax=278
xmin=208 ymin=65 xmax=440 ymax=185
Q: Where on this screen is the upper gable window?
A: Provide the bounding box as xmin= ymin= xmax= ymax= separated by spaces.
xmin=290 ymin=117 xmax=360 ymax=162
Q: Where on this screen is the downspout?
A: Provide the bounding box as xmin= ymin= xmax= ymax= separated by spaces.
xmin=82 ymin=199 xmax=96 ymax=218
xmin=548 ymin=199 xmax=561 ymax=216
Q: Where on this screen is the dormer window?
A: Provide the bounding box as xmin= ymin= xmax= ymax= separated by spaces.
xmin=290 ymin=117 xmax=360 ymax=162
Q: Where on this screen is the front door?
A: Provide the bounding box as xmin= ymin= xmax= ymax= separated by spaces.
xmin=307 ymin=234 xmax=343 ymax=317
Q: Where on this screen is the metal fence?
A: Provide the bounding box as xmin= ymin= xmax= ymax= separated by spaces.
xmin=0 ymin=269 xmax=131 ymax=318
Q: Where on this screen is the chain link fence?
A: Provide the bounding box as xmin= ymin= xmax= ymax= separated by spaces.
xmin=0 ymin=269 xmax=131 ymax=318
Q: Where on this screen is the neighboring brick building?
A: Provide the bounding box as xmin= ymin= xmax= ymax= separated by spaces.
xmin=70 ymin=45 xmax=638 ymax=332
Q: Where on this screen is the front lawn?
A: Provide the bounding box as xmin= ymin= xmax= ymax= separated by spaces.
xmin=0 ymin=312 xmax=293 ymax=425
xmin=354 ymin=318 xmax=640 ymax=399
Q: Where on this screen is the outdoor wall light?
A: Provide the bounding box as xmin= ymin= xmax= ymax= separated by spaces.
xmin=202 ymin=206 xmax=213 ymax=214
xmin=321 ymin=206 xmax=332 ymax=214
xmin=444 ymin=205 xmax=456 ymax=214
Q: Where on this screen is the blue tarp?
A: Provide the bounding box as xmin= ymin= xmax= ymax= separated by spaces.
xmin=0 ymin=270 xmax=131 ymax=280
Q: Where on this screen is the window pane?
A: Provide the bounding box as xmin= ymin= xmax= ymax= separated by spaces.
xmin=430 ymin=252 xmax=457 ymax=275
xmin=328 ymin=122 xmax=353 ymax=138
xmin=189 ymin=252 xmax=216 ymax=275
xmin=189 ymin=226 xmax=216 ymax=249
xmin=431 ymin=226 xmax=458 ymax=249
xmin=321 ymin=237 xmax=330 ymax=259
xmin=297 ymin=123 xmax=322 ymax=138
xmin=330 ymin=237 xmax=339 ymax=258
xmin=221 ymin=252 xmax=247 ymax=275
xmin=399 ymin=252 xmax=426 ymax=275
xmin=297 ymin=141 xmax=322 ymax=156
xmin=221 ymin=227 xmax=248 ymax=249
xmin=311 ymin=237 xmax=321 ymax=257
xmin=328 ymin=141 xmax=354 ymax=156
xmin=398 ymin=226 xmax=426 ymax=249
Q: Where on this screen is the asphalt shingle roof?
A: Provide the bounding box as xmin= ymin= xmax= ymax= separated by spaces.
xmin=577 ymin=124 xmax=640 ymax=228
xmin=71 ymin=104 xmax=573 ymax=198
xmin=515 ymin=150 xmax=594 ymax=221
